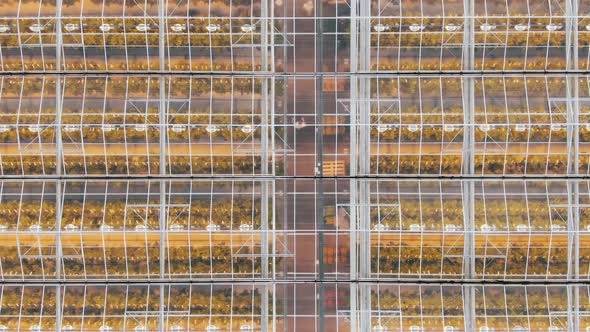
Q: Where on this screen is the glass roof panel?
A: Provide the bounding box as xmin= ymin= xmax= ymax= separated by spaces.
xmin=0 ymin=0 xmax=584 ymax=327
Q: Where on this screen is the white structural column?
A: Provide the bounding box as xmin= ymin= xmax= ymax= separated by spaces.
xmin=461 ymin=0 xmax=475 ymax=278
xmin=565 ymin=0 xmax=578 ymax=175
xmin=565 ymin=0 xmax=575 ymax=71
xmin=566 ymin=73 xmax=579 ymax=285
xmin=356 ymin=1 xmax=372 ymax=332
xmin=569 ymin=180 xmax=580 ymax=332
xmin=356 ymin=0 xmax=372 ymax=279
xmin=571 ymin=0 xmax=579 ymax=71
xmin=55 ymin=0 xmax=64 ymax=174
xmin=461 ymin=0 xmax=476 ymax=330
xmin=260 ymin=0 xmax=272 ymax=330
xmin=55 ymin=2 xmax=65 ymax=329
xmin=158 ymin=1 xmax=167 ymax=332
xmin=572 ymin=10 xmax=581 ymax=322
xmin=348 ymin=1 xmax=359 ymax=330
xmin=348 ymin=0 xmax=358 ymax=286
xmin=55 ymin=0 xmax=64 ymax=291
xmin=55 ymin=178 xmax=64 ymax=332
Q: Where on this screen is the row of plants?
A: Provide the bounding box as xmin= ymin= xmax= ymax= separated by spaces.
xmin=9 ymin=77 xmax=262 ymax=96
xmin=0 ymin=319 xmax=259 ymax=331
xmin=0 ymin=74 xmax=572 ymax=98
xmin=0 ymin=155 xmax=265 ymax=175
xmin=372 ymin=58 xmax=572 ymax=71
xmin=1 ymin=119 xmax=581 ymax=145
xmin=0 ymin=247 xmax=275 ymax=279
xmin=372 ymin=246 xmax=569 ymax=277
xmin=370 ymin=106 xmax=570 ymax=117
xmin=379 ymin=285 xmax=568 ymax=311
xmin=369 ymin=197 xmax=571 ymax=230
xmin=3 ymin=154 xmax=587 ymax=176
xmin=374 ymin=289 xmax=567 ymax=330
xmin=372 ymin=76 xmax=571 ymax=95
xmin=5 ymin=0 xmax=256 ymax=11
xmin=13 ymin=53 xmax=590 ymax=72
xmin=0 ymin=58 xmax=266 ymax=72
xmin=0 ymin=126 xmax=262 ymax=143
xmin=372 ymin=31 xmax=569 ymax=47
xmin=0 ymin=287 xmax=264 ymax=329
xmin=0 ymin=194 xmax=572 ymax=231
xmin=370 ymin=155 xmax=573 ymax=174
xmin=371 ymin=125 xmax=574 ymax=143
xmin=0 ymin=195 xmax=262 ymax=229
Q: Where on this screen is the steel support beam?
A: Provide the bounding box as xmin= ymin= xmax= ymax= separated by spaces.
xmin=462 ymin=0 xmax=476 ymax=294
xmin=262 ymin=283 xmax=269 ymax=332
xmin=567 ymin=285 xmax=575 ymax=332
xmin=55 ymin=179 xmax=64 ymax=332
xmin=56 ymin=284 xmax=63 ymax=332
xmin=359 ymin=283 xmax=371 ymax=332
xmin=569 ymin=179 xmax=580 ymax=283
xmin=260 ymin=0 xmax=272 ymax=283
xmin=571 ymin=0 xmax=579 ymax=71
xmin=565 ymin=0 xmax=575 ymax=71
xmin=353 ymin=0 xmax=372 ymax=309
xmin=261 ymin=8 xmax=273 ymax=332
xmin=158 ymin=2 xmax=166 ymax=332
xmin=54 ymin=9 xmax=64 ymax=320
xmin=315 ymin=0 xmax=325 ymax=286
xmin=462 ymin=179 xmax=475 ymax=280
xmin=349 ymin=0 xmax=359 ymax=292
xmin=56 ymin=0 xmax=63 ymax=72
xmin=574 ymin=285 xmax=580 ymax=332
xmin=462 ymin=0 xmax=474 ymax=72
xmin=358 ymin=0 xmax=371 ymax=73
xmin=55 ymin=0 xmax=64 ymax=289
xmin=349 ymin=283 xmax=358 ymax=332
xmin=463 ymin=285 xmax=476 ymax=332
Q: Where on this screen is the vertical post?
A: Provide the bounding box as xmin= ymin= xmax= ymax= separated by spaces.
xmin=315 ymin=3 xmax=325 ymax=332
xmin=565 ymin=0 xmax=573 ymax=71
xmin=159 ymin=0 xmax=166 ymax=73
xmin=461 ymin=0 xmax=476 ymax=289
xmin=261 ymin=83 xmax=270 ymax=280
xmin=54 ymin=5 xmax=64 ymax=319
xmin=351 ymin=1 xmax=372 ymax=331
xmin=571 ymin=0 xmax=579 ymax=71
xmin=54 ymin=0 xmax=65 ymax=298
xmin=358 ymin=283 xmax=371 ymax=332
xmin=357 ymin=0 xmax=370 ymax=73
xmin=261 ymin=283 xmax=269 ymax=332
xmin=462 ymin=0 xmax=475 ymax=174
xmin=462 ymin=179 xmax=475 ymax=280
xmin=461 ymin=1 xmax=476 ymax=325
xmin=567 ymin=285 xmax=574 ymax=332
xmin=349 ymin=282 xmax=358 ymax=332
xmin=315 ymin=0 xmax=325 ymax=282
xmin=463 ymin=285 xmax=476 ymax=332
xmin=56 ymin=284 xmax=62 ymax=332
xmin=55 ymin=78 xmax=64 ymax=284
xmin=56 ymin=0 xmax=63 ymax=72
xmin=348 ymin=0 xmax=358 ymax=295
xmin=574 ymin=284 xmax=580 ymax=332
xmin=260 ymin=0 xmax=272 ymax=281
xmin=158 ymin=2 xmax=166 ymax=332
xmin=55 ymin=179 xmax=64 ymax=332
xmin=462 ymin=0 xmax=474 ymax=72
xmin=462 ymin=76 xmax=475 ymax=176
xmin=569 ymin=179 xmax=579 ymax=279
xmin=262 ymin=2 xmax=272 ymax=330
xmin=53 ymin=0 xmax=65 ymax=305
